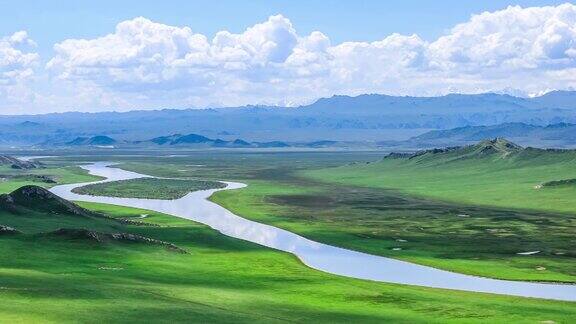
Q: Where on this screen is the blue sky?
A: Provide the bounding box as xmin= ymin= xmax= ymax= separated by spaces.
xmin=0 ymin=1 xmax=575 ymax=113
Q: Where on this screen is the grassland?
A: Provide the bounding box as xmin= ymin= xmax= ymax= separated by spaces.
xmin=211 ymin=179 xmax=576 ymax=282
xmin=306 ymin=141 xmax=576 ymax=214
xmin=88 ymin=148 xmax=576 ymax=283
xmin=73 ymin=177 xmax=226 ymax=199
xmin=0 ymin=190 xmax=575 ymax=323
xmin=1 ymin=150 xmax=574 ymax=321
xmin=0 ymin=164 xmax=101 ymax=194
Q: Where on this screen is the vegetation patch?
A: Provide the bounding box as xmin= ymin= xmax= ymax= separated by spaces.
xmin=541 ymin=178 xmax=576 ymax=188
xmin=73 ymin=177 xmax=226 ymax=200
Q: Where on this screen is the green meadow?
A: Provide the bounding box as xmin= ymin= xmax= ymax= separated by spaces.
xmin=3 ymin=189 xmax=575 ymax=322
xmin=0 ymin=146 xmax=574 ymax=322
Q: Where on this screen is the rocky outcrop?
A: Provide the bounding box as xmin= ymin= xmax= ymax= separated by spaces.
xmin=0 ymin=155 xmax=42 ymax=169
xmin=0 ymin=225 xmax=21 ymax=235
xmin=49 ymin=228 xmax=187 ymax=253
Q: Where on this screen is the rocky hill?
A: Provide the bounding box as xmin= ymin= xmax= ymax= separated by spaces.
xmin=0 ymin=155 xmax=42 ymax=169
xmin=0 ymin=185 xmax=94 ymax=216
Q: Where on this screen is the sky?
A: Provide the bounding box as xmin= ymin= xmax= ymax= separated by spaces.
xmin=1 ymin=0 xmax=575 ymax=114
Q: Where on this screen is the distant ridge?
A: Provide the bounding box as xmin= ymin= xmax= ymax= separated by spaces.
xmin=140 ymin=133 xmax=290 ymax=148
xmin=405 ymin=122 xmax=576 ymax=148
xmin=66 ymin=135 xmax=117 ymax=146
xmin=0 ymin=91 xmax=576 ymax=146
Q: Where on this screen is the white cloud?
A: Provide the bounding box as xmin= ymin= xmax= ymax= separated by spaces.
xmin=7 ymin=3 xmax=576 ymax=112
xmin=0 ymin=31 xmax=38 ymax=84
xmin=428 ymin=3 xmax=576 ymax=72
xmin=0 ymin=31 xmax=39 ymax=110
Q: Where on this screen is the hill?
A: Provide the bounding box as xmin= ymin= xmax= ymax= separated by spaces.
xmin=0 ymin=185 xmax=96 ymax=217
xmin=0 ymin=155 xmax=42 ymax=169
xmin=395 ymin=138 xmax=524 ymax=162
xmin=66 ymin=135 xmax=117 ymax=146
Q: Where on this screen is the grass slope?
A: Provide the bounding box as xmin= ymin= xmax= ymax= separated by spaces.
xmin=0 ymin=190 xmax=575 ymax=322
xmin=307 ymin=139 xmax=576 ymax=213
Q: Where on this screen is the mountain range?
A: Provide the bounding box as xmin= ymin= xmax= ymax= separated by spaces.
xmin=59 ymin=134 xmax=336 ymax=149
xmin=0 ymin=91 xmax=576 ymax=147
xmin=397 ymin=122 xmax=576 ymax=148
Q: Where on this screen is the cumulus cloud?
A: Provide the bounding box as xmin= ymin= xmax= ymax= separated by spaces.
xmin=0 ymin=31 xmax=39 ymax=109
xmin=428 ymin=3 xmax=576 ymax=72
xmin=0 ymin=31 xmax=38 ymax=84
xmin=30 ymin=3 xmax=576 ymax=110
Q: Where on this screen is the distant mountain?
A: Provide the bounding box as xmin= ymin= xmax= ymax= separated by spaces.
xmin=66 ymin=136 xmax=117 ymax=146
xmin=528 ymin=90 xmax=576 ymax=109
xmin=0 ymin=91 xmax=574 ymax=146
xmin=17 ymin=121 xmax=41 ymax=127
xmin=254 ymin=141 xmax=290 ymax=148
xmin=145 ymin=133 xmax=229 ymax=146
xmin=141 ymin=133 xmax=290 ymax=148
xmin=305 ymin=140 xmax=339 ymax=148
xmin=405 ymin=122 xmax=576 ymax=148
xmin=168 ymin=134 xmax=213 ymax=145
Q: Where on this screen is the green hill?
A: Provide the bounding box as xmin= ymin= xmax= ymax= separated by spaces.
xmin=0 ymin=185 xmax=184 ymax=251
xmin=308 ymin=138 xmax=576 ymax=213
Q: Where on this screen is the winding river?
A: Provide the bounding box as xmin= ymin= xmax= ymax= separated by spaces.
xmin=50 ymin=162 xmax=576 ymax=302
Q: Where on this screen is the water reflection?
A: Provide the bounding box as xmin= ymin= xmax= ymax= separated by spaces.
xmin=50 ymin=162 xmax=576 ymax=302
